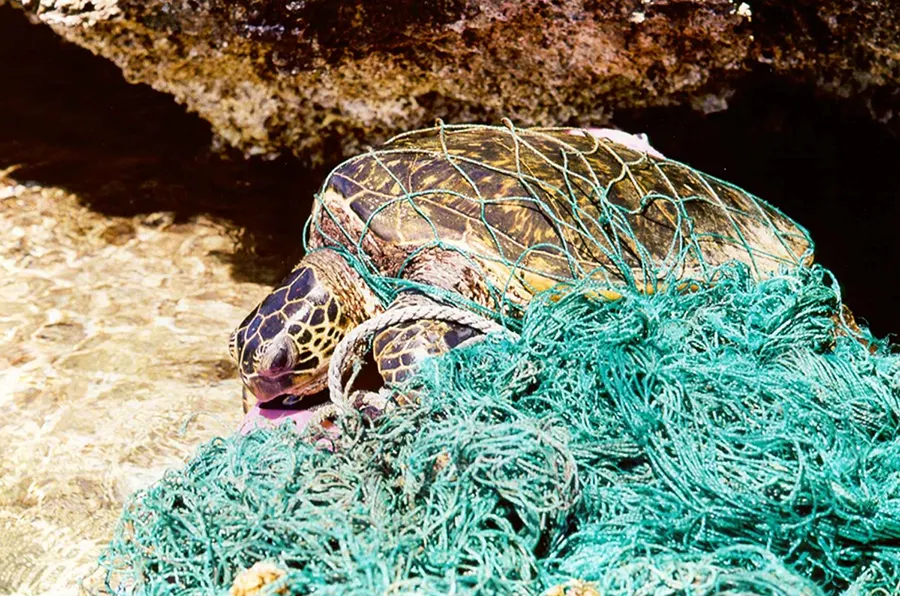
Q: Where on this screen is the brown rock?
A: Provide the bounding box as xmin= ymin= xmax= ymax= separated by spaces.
xmin=8 ymin=0 xmax=897 ymax=164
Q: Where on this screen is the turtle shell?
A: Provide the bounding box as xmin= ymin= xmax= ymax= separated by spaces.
xmin=309 ymin=124 xmax=813 ymax=301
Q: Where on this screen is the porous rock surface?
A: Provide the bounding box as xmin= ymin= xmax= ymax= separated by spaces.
xmin=9 ymin=0 xmax=900 ymax=163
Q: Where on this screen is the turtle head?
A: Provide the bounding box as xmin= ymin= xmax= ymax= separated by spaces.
xmin=230 ymin=250 xmax=378 ymax=405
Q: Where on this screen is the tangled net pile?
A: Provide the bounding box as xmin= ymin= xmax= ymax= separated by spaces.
xmin=97 ymin=265 xmax=900 ymax=595
xmin=96 ymin=125 xmax=900 ymax=594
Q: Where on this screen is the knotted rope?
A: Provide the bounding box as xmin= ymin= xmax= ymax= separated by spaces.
xmin=309 ymin=301 xmax=516 ymax=427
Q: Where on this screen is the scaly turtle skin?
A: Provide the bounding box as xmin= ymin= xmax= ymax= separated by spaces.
xmin=231 ymin=124 xmax=812 ymax=415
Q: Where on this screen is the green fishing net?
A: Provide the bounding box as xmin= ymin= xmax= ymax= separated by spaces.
xmin=93 ymin=124 xmax=898 ymax=594
xmin=96 ymin=264 xmax=900 ymax=595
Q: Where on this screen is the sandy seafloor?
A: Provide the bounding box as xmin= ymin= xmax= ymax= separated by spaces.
xmin=0 ymin=171 xmax=266 ymax=594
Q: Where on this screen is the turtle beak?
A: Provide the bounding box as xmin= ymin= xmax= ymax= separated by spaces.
xmin=244 ymin=338 xmax=301 ymax=402
xmin=243 ymin=367 xmax=330 ymax=405
xmin=244 ymin=371 xmax=296 ymax=403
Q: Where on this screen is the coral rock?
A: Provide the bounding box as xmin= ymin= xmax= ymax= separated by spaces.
xmin=9 ymin=1 xmax=900 ymax=166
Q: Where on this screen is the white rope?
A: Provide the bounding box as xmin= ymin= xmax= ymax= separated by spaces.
xmin=326 ymin=303 xmax=517 ymax=414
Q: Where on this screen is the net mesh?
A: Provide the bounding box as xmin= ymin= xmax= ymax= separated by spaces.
xmin=304 ymin=122 xmax=813 ymax=323
xmin=92 ymin=124 xmax=900 ymax=594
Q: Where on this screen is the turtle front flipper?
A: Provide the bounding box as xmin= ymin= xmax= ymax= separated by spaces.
xmin=371 ymin=248 xmax=497 ymax=389
xmin=373 ymin=317 xmax=480 ymax=387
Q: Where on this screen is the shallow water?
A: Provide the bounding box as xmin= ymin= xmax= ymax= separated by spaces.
xmin=0 ymin=9 xmax=319 ymax=593
xmin=0 ymin=177 xmax=264 ymax=594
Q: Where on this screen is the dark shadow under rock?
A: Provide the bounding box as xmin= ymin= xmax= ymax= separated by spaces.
xmin=0 ymin=4 xmax=320 ymax=286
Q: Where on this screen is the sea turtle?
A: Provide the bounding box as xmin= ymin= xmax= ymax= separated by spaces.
xmin=230 ymin=123 xmax=812 ymax=425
